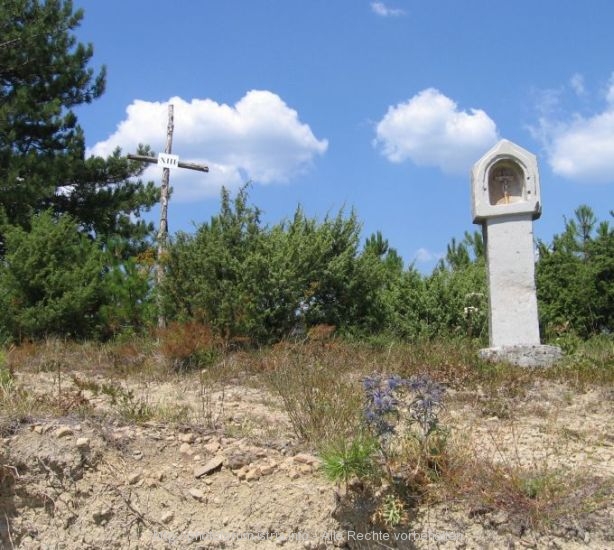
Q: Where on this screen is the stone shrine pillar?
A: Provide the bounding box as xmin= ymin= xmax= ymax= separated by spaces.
xmin=471 ymin=140 xmax=561 ymax=367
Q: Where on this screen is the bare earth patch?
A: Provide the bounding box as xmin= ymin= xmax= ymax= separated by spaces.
xmin=1 ymin=369 xmax=612 ymax=549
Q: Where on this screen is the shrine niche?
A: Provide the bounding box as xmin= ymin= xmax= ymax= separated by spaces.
xmin=488 ymin=160 xmax=525 ymax=206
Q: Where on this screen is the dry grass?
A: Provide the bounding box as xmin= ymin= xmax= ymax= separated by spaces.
xmin=1 ymin=332 xmax=612 ymax=539
xmin=442 ymin=448 xmax=613 ymax=534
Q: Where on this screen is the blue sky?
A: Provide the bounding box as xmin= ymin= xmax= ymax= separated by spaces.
xmin=73 ymin=0 xmax=614 ymax=271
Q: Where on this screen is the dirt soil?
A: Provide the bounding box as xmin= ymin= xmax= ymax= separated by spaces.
xmin=1 ymin=369 xmax=612 ymax=549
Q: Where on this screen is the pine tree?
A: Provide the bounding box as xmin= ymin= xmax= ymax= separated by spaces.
xmin=0 ymin=0 xmax=158 ymax=253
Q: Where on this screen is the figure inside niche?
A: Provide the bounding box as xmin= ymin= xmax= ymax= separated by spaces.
xmin=488 ymin=161 xmax=524 ymax=205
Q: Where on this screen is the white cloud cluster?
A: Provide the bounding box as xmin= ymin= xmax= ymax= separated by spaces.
xmin=569 ymin=73 xmax=586 ymax=97
xmin=371 ymin=2 xmax=406 ymax=17
xmin=88 ymin=90 xmax=328 ymax=200
xmin=374 ymin=88 xmax=499 ymax=174
xmin=414 ymin=247 xmax=443 ymax=264
xmin=537 ymin=75 xmax=614 ymax=183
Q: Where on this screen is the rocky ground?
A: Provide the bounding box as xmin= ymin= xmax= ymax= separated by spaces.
xmin=1 ymin=367 xmax=612 ymax=549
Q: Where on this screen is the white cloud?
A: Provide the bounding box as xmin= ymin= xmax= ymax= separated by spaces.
xmin=374 ymin=88 xmax=499 ymax=174
xmin=535 ymin=76 xmax=614 ymax=183
xmin=88 ymin=90 xmax=328 ymax=200
xmin=570 ymin=73 xmax=586 ymax=96
xmin=414 ymin=247 xmax=443 ymax=263
xmin=606 ymin=74 xmax=614 ymax=104
xmin=371 ymin=2 xmax=406 ymax=17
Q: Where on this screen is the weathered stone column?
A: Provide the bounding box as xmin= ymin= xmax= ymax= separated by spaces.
xmin=471 ymin=140 xmax=561 ymax=367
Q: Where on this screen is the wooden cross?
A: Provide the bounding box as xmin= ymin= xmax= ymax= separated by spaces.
xmin=127 ymin=104 xmax=209 ymax=328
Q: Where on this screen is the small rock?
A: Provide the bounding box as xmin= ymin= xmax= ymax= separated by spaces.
xmin=298 ymin=464 xmax=312 ymax=475
xmin=33 ymin=425 xmax=44 ymax=434
xmin=189 ymin=488 xmax=206 ymax=502
xmin=161 ymin=511 xmax=174 ymax=524
xmin=288 ymin=469 xmax=300 ymax=480
xmin=293 ymin=453 xmax=318 ymax=465
xmin=245 ymin=467 xmax=261 ymax=482
xmin=76 ymin=437 xmax=90 ymax=451
xmin=204 ymin=441 xmax=221 ymax=454
xmin=127 ymin=471 xmax=142 ymax=485
xmin=194 ymin=456 xmax=224 ymax=478
xmin=180 ymin=442 xmax=194 ymax=455
xmin=226 ymin=451 xmax=256 ymax=470
xmin=92 ymin=506 xmax=113 ymax=525
xmin=55 ymin=426 xmax=74 ymax=438
xmin=490 ymin=510 xmax=509 ymax=526
xmin=179 ymin=433 xmax=196 ymax=443
xmin=260 ymin=462 xmax=277 ymax=476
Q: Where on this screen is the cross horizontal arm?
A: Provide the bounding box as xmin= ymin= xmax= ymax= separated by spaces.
xmin=127 ymin=153 xmax=209 ymax=173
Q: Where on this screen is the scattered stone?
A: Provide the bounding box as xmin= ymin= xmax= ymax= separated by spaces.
xmin=204 ymin=440 xmax=221 ymax=454
xmin=189 ymin=488 xmax=206 ymax=502
xmin=288 ymin=469 xmax=300 ymax=480
xmin=245 ymin=467 xmax=261 ymax=482
xmin=127 ymin=470 xmax=142 ymax=485
xmin=260 ymin=462 xmax=277 ymax=476
xmin=161 ymin=511 xmax=174 ymax=524
xmin=55 ymin=426 xmax=74 ymax=438
xmin=76 ymin=437 xmax=90 ymax=451
xmin=33 ymin=425 xmax=44 ymax=434
xmin=226 ymin=451 xmax=256 ymax=470
xmin=490 ymin=510 xmax=509 ymax=526
xmin=298 ymin=464 xmax=312 ymax=475
xmin=292 ymin=453 xmax=314 ymax=464
xmin=178 ymin=432 xmax=196 ymax=443
xmin=179 ymin=442 xmax=194 ymax=456
xmin=194 ymin=456 xmax=224 ymax=478
xmin=92 ymin=506 xmax=113 ymax=525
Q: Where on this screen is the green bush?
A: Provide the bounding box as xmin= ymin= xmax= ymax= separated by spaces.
xmin=0 ymin=211 xmax=106 ymax=340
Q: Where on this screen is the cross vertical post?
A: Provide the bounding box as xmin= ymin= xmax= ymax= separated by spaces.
xmin=127 ymin=104 xmax=209 ymax=330
xmin=157 ymin=104 xmax=174 ymax=329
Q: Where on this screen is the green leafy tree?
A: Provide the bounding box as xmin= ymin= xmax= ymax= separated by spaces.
xmin=162 ymin=186 xmax=264 ymax=341
xmin=537 ymin=205 xmax=613 ymax=338
xmin=422 ymin=231 xmax=487 ymax=340
xmin=0 ymin=211 xmax=106 ymax=340
xmin=162 ymin=187 xmax=392 ymax=343
xmin=380 ymin=266 xmax=429 ymax=340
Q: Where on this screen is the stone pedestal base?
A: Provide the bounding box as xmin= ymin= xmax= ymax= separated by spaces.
xmin=479 ymin=344 xmax=563 ymax=368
